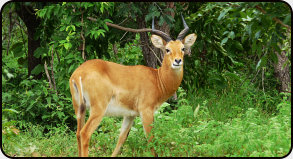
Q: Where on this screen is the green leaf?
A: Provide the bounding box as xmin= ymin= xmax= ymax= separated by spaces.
xmin=100 ymin=3 xmax=104 ymax=13
xmin=37 ymin=8 xmax=47 ymax=18
xmin=159 ymin=16 xmax=164 ymax=26
xmin=2 ymin=109 xmax=19 ymax=114
xmin=270 ymin=51 xmax=278 ymax=64
xmin=256 ymin=59 xmax=262 ymax=70
xmin=228 ymin=31 xmax=235 ymax=39
xmin=234 ymin=41 xmax=243 ymax=51
xmin=46 ymin=97 xmax=51 ymax=106
xmin=60 ymin=26 xmax=66 ymax=31
xmin=255 ymin=30 xmax=261 ymax=39
xmin=64 ymin=43 xmax=72 ymax=50
xmin=256 ymin=55 xmax=268 ymax=70
xmin=218 ymin=9 xmax=228 ymax=21
xmin=252 ymin=40 xmax=257 ymax=54
xmin=68 ymin=64 xmax=76 ymax=74
xmin=10 ymin=42 xmax=24 ymax=57
xmin=34 ymin=47 xmax=48 ymax=58
xmin=31 ymin=64 xmax=43 ymax=75
xmin=221 ymin=37 xmax=228 ymax=46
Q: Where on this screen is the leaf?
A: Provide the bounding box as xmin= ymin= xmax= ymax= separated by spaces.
xmin=64 ymin=43 xmax=72 ymax=50
xmin=255 ymin=30 xmax=261 ymax=39
xmin=60 ymin=26 xmax=66 ymax=31
xmin=100 ymin=3 xmax=104 ymax=13
xmin=10 ymin=42 xmax=24 ymax=57
xmin=2 ymin=109 xmax=19 ymax=114
xmin=31 ymin=64 xmax=43 ymax=75
xmin=38 ymin=8 xmax=47 ymax=18
xmin=234 ymin=41 xmax=244 ymax=51
xmin=46 ymin=97 xmax=51 ymax=107
xmin=256 ymin=59 xmax=262 ymax=70
xmin=270 ymin=51 xmax=278 ymax=64
xmin=252 ymin=40 xmax=257 ymax=54
xmin=34 ymin=47 xmax=48 ymax=58
xmin=256 ymin=55 xmax=268 ymax=70
xmin=159 ymin=16 xmax=164 ymax=26
xmin=220 ymin=37 xmax=228 ymax=46
xmin=218 ymin=9 xmax=228 ymax=21
xmin=228 ymin=31 xmax=235 ymax=39
xmin=68 ymin=64 xmax=76 ymax=74
xmin=26 ymin=100 xmax=37 ymax=112
xmin=193 ymin=104 xmax=200 ymax=118
xmin=42 ymin=86 xmax=48 ymax=96
xmin=145 ymin=13 xmax=154 ymax=22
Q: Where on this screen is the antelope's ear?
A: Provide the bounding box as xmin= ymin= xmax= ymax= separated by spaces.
xmin=151 ymin=35 xmax=166 ymax=50
xmin=183 ymin=33 xmax=197 ymax=49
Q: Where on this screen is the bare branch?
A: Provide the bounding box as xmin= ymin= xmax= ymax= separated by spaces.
xmin=118 ymin=17 xmax=129 ymax=26
xmin=50 ymin=45 xmax=57 ymax=94
xmin=6 ymin=9 xmax=13 ymax=55
xmin=44 ymin=61 xmax=53 ymax=89
xmin=120 ymin=31 xmax=128 ymax=41
xmin=147 ymin=45 xmax=162 ymax=65
xmin=80 ymin=8 xmax=86 ymax=60
xmin=106 ymin=22 xmax=152 ymax=33
xmin=88 ymin=17 xmax=153 ymax=33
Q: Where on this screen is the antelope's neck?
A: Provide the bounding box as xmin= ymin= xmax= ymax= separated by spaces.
xmin=157 ymin=62 xmax=183 ymax=101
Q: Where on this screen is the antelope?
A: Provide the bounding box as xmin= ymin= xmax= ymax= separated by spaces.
xmin=69 ymin=15 xmax=197 ymax=157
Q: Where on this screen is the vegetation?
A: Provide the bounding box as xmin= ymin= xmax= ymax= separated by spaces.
xmin=2 ymin=2 xmax=291 ymax=157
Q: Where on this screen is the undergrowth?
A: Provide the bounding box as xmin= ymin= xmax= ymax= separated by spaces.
xmin=2 ymin=84 xmax=291 ymax=157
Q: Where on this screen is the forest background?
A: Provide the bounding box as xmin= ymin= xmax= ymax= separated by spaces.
xmin=2 ymin=2 xmax=291 ymax=157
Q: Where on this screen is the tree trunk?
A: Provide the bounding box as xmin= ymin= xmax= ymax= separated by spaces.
xmin=15 ymin=3 xmax=42 ymax=79
xmin=137 ymin=2 xmax=176 ymax=68
xmin=157 ymin=2 xmax=176 ymax=61
xmin=274 ymin=50 xmax=291 ymax=92
xmin=137 ymin=15 xmax=158 ymax=68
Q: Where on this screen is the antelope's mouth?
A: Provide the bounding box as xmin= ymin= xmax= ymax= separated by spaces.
xmin=171 ymin=63 xmax=183 ymax=69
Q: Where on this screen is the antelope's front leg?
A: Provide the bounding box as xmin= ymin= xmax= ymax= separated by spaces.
xmin=140 ymin=108 xmax=157 ymax=157
xmin=111 ymin=116 xmax=135 ymax=157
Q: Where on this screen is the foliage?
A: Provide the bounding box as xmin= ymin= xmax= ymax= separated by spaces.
xmin=2 ymin=53 xmax=76 ymax=131
xmin=1 ymin=2 xmax=291 ymax=157
xmin=2 ymin=87 xmax=291 ymax=157
xmin=183 ymin=2 xmax=291 ymax=93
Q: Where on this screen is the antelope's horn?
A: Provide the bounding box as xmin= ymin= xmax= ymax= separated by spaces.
xmin=177 ymin=14 xmax=189 ymax=40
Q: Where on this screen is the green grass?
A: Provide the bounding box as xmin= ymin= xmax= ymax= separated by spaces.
xmin=2 ymin=87 xmax=291 ymax=157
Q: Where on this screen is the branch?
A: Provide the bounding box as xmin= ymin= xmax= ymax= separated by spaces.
xmin=16 ymin=16 xmax=27 ymax=56
xmin=50 ymin=45 xmax=57 ymax=94
xmin=106 ymin=22 xmax=152 ymax=33
xmin=147 ymin=45 xmax=162 ymax=65
xmin=88 ymin=17 xmax=152 ymax=33
xmin=6 ymin=10 xmax=13 ymax=55
xmin=44 ymin=61 xmax=53 ymax=89
xmin=118 ymin=17 xmax=129 ymax=26
xmin=80 ymin=8 xmax=86 ymax=60
xmin=120 ymin=31 xmax=128 ymax=41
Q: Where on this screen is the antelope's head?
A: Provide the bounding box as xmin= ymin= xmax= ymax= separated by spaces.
xmin=151 ymin=15 xmax=197 ymax=70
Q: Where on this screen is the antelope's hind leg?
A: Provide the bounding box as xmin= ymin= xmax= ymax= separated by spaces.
xmin=76 ymin=102 xmax=86 ymax=156
xmin=79 ymin=102 xmax=107 ymax=157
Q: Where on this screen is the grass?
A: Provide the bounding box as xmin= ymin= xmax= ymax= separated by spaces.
xmin=2 ymin=86 xmax=291 ymax=157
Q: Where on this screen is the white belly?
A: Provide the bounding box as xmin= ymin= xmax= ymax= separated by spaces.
xmin=104 ymin=98 xmax=138 ymax=117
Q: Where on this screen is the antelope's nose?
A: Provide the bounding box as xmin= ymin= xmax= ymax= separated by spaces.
xmin=175 ymin=59 xmax=182 ymax=64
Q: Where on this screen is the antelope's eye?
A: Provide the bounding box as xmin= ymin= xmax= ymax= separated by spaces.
xmin=166 ymin=49 xmax=170 ymax=53
xmin=182 ymin=48 xmax=185 ymax=52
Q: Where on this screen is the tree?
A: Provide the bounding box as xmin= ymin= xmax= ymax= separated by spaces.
xmin=14 ymin=2 xmax=44 ymax=79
